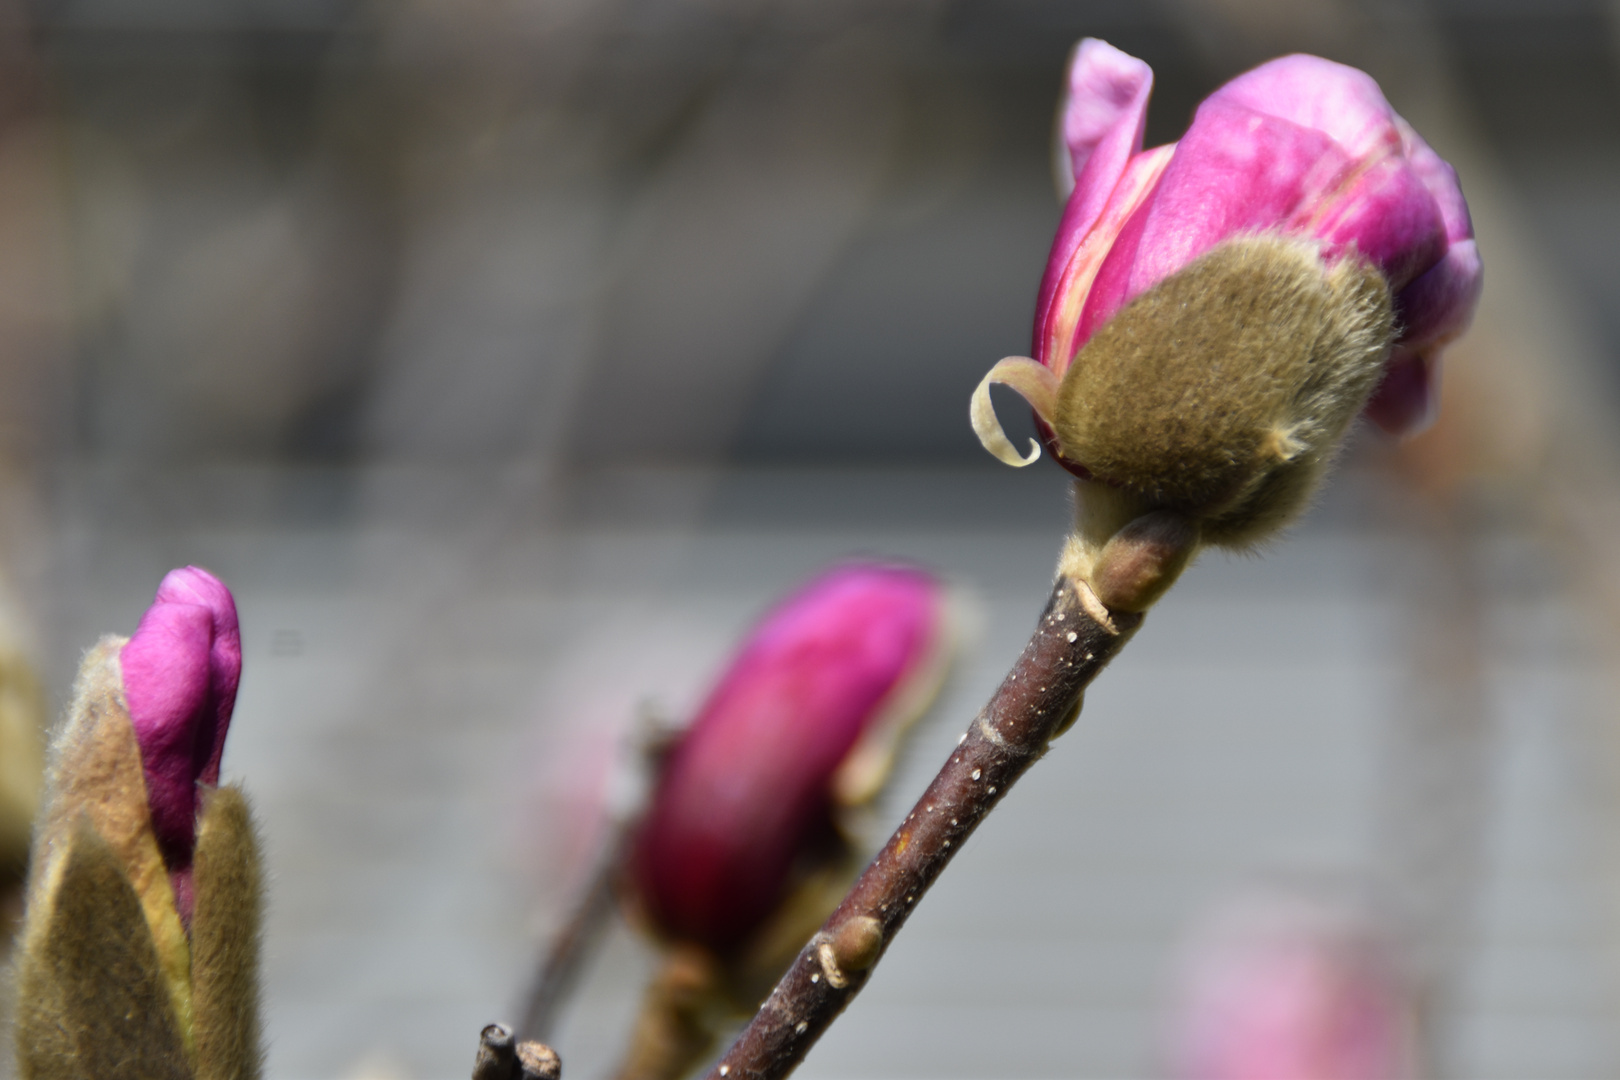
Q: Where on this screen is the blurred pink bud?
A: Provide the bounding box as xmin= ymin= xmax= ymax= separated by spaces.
xmin=1172 ymin=894 xmax=1415 ymax=1080
xmin=985 ymin=39 xmax=1480 ymax=476
xmin=630 ymin=563 xmax=945 ymax=956
xmin=119 ymin=566 xmax=242 ymax=880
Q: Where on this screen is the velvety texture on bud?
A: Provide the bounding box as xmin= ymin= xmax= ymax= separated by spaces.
xmin=16 ymin=567 xmax=261 ymax=1080
xmin=629 ymin=563 xmax=946 ymax=958
xmin=974 ymin=40 xmax=1481 ymax=544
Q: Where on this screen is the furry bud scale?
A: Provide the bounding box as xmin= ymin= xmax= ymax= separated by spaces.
xmin=1056 ymin=236 xmax=1391 ymax=546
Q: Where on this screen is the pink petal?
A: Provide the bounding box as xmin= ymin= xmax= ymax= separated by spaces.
xmin=1310 ymin=154 xmax=1446 ymax=292
xmin=121 ymin=566 xmax=242 ymax=866
xmin=1174 ymin=897 xmax=1413 ymax=1080
xmin=1122 ymin=99 xmax=1347 ymax=300
xmin=632 ymin=563 xmax=942 ymax=954
xmin=1036 ymin=40 xmax=1154 ymax=347
xmin=1362 ymin=346 xmax=1438 ymax=436
xmin=1040 ymin=144 xmax=1174 ymax=372
xmin=1396 ymin=117 xmax=1473 ymax=243
xmin=1396 ymin=238 xmax=1482 ymax=351
xmin=1208 ymin=54 xmax=1403 ymax=163
xmin=1060 ymin=38 xmax=1154 ymax=189
xmin=1075 ymin=170 xmax=1161 ymax=346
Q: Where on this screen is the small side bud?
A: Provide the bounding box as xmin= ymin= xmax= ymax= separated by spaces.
xmin=829 ymin=915 xmax=884 ymax=974
xmin=516 ymin=1041 xmax=563 ymax=1080
xmin=1091 ymin=512 xmax=1200 ymax=612
xmin=1051 ymin=692 xmax=1085 ymax=739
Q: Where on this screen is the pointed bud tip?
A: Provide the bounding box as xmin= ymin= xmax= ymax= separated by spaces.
xmin=120 ymin=566 xmax=243 ymax=872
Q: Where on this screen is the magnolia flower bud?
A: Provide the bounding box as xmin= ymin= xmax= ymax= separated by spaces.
xmin=629 ymin=563 xmax=948 ymax=960
xmin=1172 ymin=893 xmax=1416 ymax=1080
xmin=15 ymin=567 xmax=261 ymax=1080
xmin=974 ymin=40 xmax=1481 ymax=548
xmin=612 ymin=563 xmax=949 ymax=1080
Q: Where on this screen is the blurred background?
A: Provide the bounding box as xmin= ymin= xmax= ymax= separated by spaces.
xmin=2 ymin=0 xmax=1620 ymax=1076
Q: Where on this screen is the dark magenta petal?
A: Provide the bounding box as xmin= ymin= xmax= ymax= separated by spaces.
xmin=1036 ymin=39 xmax=1154 ymax=349
xmin=120 ymin=566 xmax=242 ymax=867
xmin=1312 ymin=155 xmax=1445 ymax=293
xmin=1396 ymin=117 xmax=1473 ymax=243
xmin=1362 ymin=347 xmax=1437 ymax=436
xmin=632 ymin=563 xmax=943 ymax=955
xmin=1125 ymin=100 xmax=1345 ymax=299
xmin=1395 ymin=238 xmax=1482 ymax=351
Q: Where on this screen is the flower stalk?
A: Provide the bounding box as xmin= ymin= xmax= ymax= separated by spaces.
xmin=516 ymin=821 xmax=630 ymax=1042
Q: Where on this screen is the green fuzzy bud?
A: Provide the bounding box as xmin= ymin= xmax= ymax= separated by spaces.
xmin=1053 ymin=235 xmax=1393 ymax=548
xmin=191 ymin=786 xmax=264 ymax=1080
xmin=15 ymin=817 xmax=190 ymax=1080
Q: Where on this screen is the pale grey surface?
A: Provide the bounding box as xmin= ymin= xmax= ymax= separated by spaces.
xmin=33 ymin=462 xmax=1620 ymax=1079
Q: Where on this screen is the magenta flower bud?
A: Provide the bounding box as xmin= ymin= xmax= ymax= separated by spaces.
xmin=1172 ymin=895 xmax=1415 ymax=1080
xmin=974 ymin=39 xmax=1481 ymax=529
xmin=629 ymin=563 xmax=946 ymax=957
xmin=119 ymin=566 xmax=242 ymax=879
xmin=18 ymin=565 xmax=262 ymax=1074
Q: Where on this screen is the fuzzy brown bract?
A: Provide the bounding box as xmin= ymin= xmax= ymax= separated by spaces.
xmin=191 ymin=786 xmax=264 ymax=1080
xmin=14 ymin=639 xmax=265 ymax=1080
xmin=1052 ymin=235 xmax=1394 ymax=548
xmin=15 ymin=818 xmax=192 ymax=1080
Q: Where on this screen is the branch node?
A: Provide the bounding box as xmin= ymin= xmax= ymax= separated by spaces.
xmin=815 ymin=941 xmax=849 ymax=990
xmin=1070 ymin=578 xmax=1117 ymax=632
xmin=973 ymin=715 xmax=1009 ymax=750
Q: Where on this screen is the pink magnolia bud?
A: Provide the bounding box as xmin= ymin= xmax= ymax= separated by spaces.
xmin=974 ymin=39 xmax=1481 ymax=524
xmin=1172 ymin=895 xmax=1415 ymax=1080
xmin=629 ymin=563 xmax=945 ymax=957
xmin=120 ymin=567 xmax=242 ymax=886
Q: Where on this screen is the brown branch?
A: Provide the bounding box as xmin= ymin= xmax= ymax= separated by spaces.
xmin=702 ymin=572 xmax=1142 ymax=1080
xmin=516 ymin=823 xmax=629 ymax=1042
